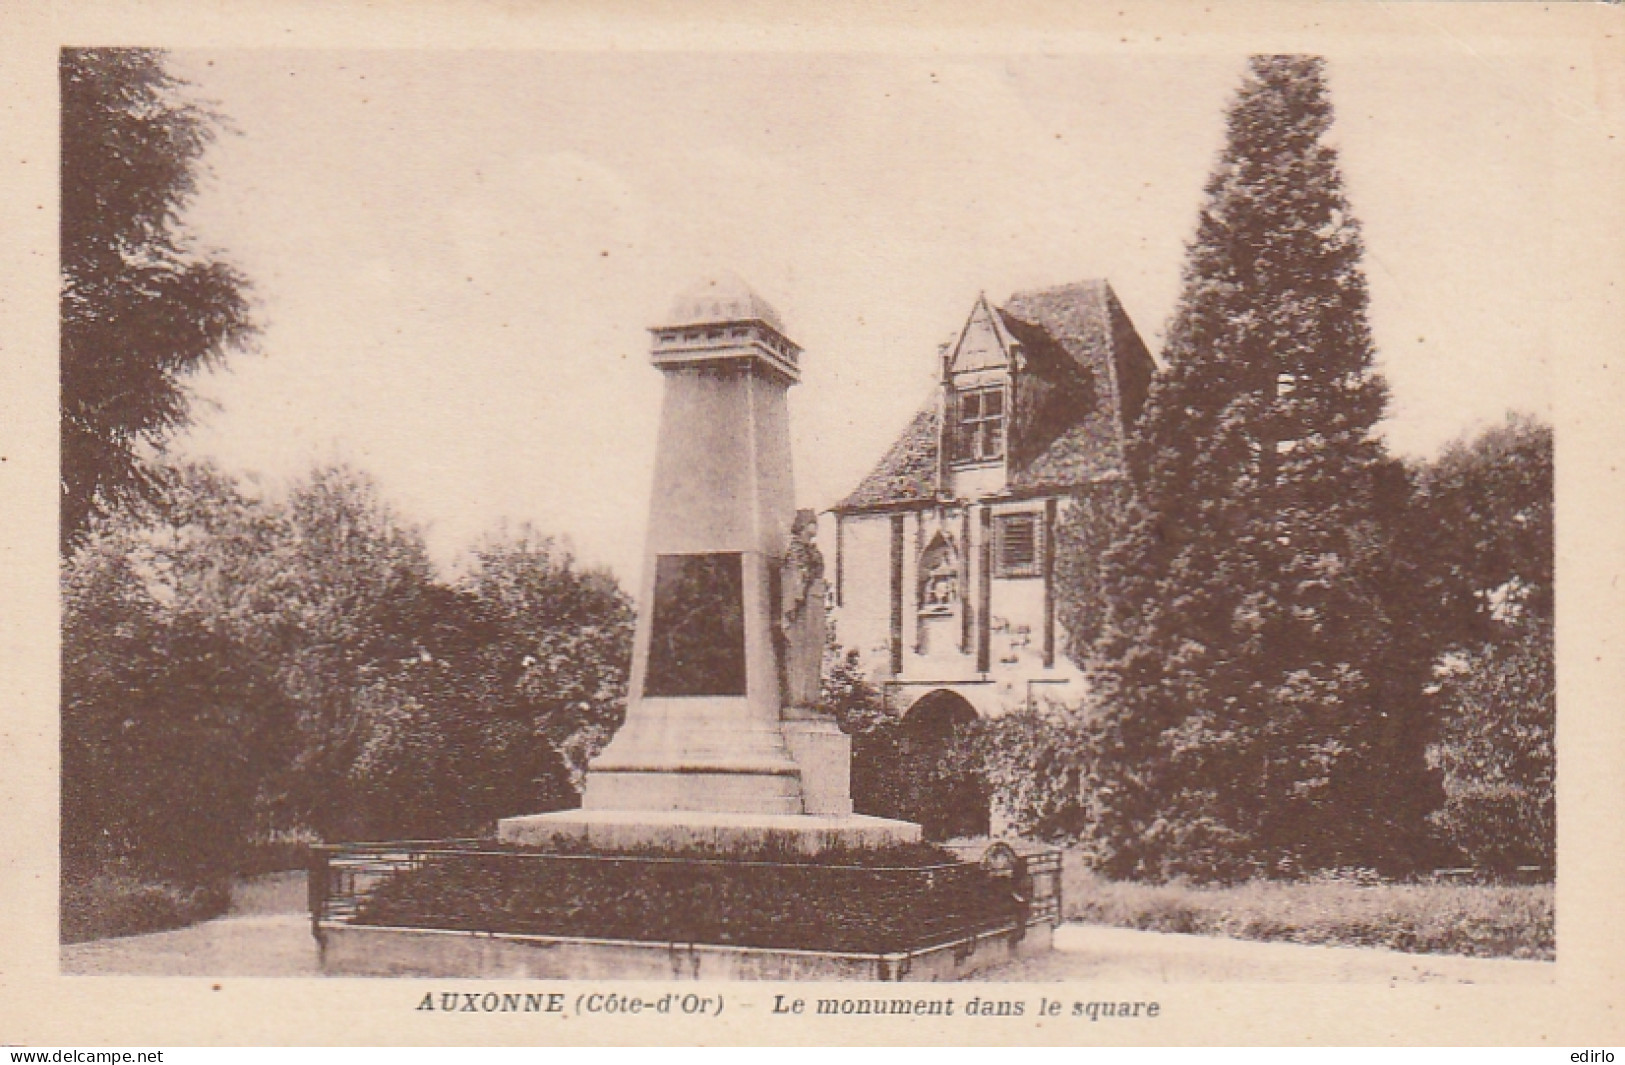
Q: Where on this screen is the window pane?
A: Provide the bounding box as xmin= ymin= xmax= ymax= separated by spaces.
xmin=953 ymin=386 xmax=1007 ymax=464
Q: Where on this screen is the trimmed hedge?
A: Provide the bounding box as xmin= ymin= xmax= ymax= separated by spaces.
xmin=352 ymin=842 xmax=1023 ymax=953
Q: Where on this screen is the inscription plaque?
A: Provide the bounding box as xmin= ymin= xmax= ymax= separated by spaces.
xmin=643 ymin=552 xmax=747 ymax=697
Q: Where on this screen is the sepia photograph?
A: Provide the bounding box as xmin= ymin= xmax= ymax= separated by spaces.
xmin=6 ymin=0 xmax=1625 ymax=1048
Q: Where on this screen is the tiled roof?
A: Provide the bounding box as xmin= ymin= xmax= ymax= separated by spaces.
xmin=1001 ymin=281 xmax=1153 ymax=492
xmin=836 ymin=398 xmax=942 ymax=510
xmin=835 ymin=280 xmax=1153 ymax=512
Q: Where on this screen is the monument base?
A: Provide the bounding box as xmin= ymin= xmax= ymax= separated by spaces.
xmin=317 ymin=918 xmax=1051 ymax=981
xmin=496 ymin=808 xmax=920 ymax=855
xmin=581 ymin=696 xmax=807 ymax=814
xmin=781 ymin=714 xmax=854 ymax=816
xmin=582 ymin=769 xmax=804 ymax=815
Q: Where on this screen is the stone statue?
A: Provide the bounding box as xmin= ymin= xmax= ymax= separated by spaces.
xmin=778 ymin=508 xmax=827 ymax=709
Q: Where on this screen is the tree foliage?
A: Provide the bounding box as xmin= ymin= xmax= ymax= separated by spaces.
xmin=62 ymin=467 xmax=288 ymax=883
xmin=1406 ymin=415 xmax=1554 ymax=871
xmin=819 ymin=643 xmax=989 ymax=840
xmin=1427 ymin=616 xmax=1554 ymax=873
xmin=62 ymin=461 xmax=634 ymax=881
xmin=973 ymin=702 xmax=1098 ymax=843
xmin=818 ymin=640 xmax=891 ymax=734
xmin=1402 ymin=414 xmax=1553 ymax=650
xmin=1083 ymin=56 xmax=1438 ymax=880
xmin=431 ymin=526 xmax=635 ymax=822
xmin=61 ymin=48 xmax=255 ymax=552
xmin=62 ymin=525 xmax=292 ymax=883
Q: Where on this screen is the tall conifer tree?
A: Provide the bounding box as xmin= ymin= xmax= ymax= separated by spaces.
xmin=1086 ymin=56 xmax=1437 ymax=879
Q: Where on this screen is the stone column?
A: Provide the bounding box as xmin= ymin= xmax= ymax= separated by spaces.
xmin=583 ymin=313 xmax=805 ymax=814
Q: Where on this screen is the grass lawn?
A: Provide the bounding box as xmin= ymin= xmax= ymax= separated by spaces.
xmin=1058 ymin=851 xmax=1553 ymax=961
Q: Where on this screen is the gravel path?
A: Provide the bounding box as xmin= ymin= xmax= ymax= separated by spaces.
xmin=62 ymin=871 xmax=321 ymax=978
xmin=62 ymin=871 xmax=1554 ymax=983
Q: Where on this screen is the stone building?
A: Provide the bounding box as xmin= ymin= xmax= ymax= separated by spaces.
xmin=828 ymin=281 xmax=1155 ymax=730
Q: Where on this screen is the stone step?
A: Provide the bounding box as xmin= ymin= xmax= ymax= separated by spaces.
xmin=496 ymin=809 xmax=921 ymax=855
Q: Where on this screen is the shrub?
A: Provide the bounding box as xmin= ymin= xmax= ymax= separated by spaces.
xmin=350 ymin=841 xmax=1024 ymax=953
xmin=1428 ymin=616 xmax=1554 ymax=874
xmin=974 ymin=703 xmax=1096 ymax=842
xmin=235 ymin=832 xmax=320 ymax=877
xmin=60 ymin=862 xmax=229 ymax=944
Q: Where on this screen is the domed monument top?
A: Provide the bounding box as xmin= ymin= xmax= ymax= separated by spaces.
xmin=649 ymin=272 xmax=801 ymax=384
xmin=663 ymin=271 xmax=787 ymax=334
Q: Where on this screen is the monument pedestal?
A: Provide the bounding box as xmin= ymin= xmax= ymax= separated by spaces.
xmin=497 ymin=808 xmax=919 ymax=855
xmin=781 ymin=713 xmax=855 ymax=816
xmin=579 ymin=696 xmax=803 ymax=814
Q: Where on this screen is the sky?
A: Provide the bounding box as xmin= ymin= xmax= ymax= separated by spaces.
xmin=167 ymin=48 xmax=1555 ymax=583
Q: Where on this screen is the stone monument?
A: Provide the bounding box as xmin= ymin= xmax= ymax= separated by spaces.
xmin=499 ymin=275 xmax=919 ymax=853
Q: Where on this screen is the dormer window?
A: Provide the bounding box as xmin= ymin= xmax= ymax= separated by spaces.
xmin=952 ymin=386 xmax=1005 ymax=464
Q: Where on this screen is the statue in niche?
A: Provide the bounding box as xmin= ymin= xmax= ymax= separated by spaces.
xmin=921 ymin=558 xmax=959 ymax=613
xmin=918 ymin=532 xmax=960 ymax=614
xmin=777 ymin=508 xmax=827 ymax=709
xmin=915 ymin=530 xmax=961 ymax=656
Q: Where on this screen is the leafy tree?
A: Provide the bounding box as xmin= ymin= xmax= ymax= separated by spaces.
xmin=1405 ymin=415 xmax=1554 ymax=871
xmin=105 ymin=462 xmax=446 ymax=839
xmin=1085 ymin=55 xmax=1438 ymax=880
xmin=342 ymin=645 xmax=580 ymax=841
xmin=349 ymin=526 xmax=634 ymax=838
xmin=819 ymin=645 xmax=990 ymax=839
xmin=1404 ymin=414 xmax=1553 ymax=650
xmin=458 ymin=527 xmax=636 ymax=786
xmin=61 ymin=471 xmax=292 ymax=885
xmin=63 ymin=461 xmax=636 ymax=853
xmin=1427 ymin=615 xmax=1554 ymax=873
xmin=61 ymin=48 xmax=254 ymax=552
xmin=258 ymin=465 xmax=446 ymax=836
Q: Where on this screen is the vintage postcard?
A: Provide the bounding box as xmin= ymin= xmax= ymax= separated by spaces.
xmin=2 ymin=0 xmax=1623 ymax=1048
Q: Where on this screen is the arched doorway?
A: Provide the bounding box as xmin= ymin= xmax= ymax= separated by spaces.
xmin=850 ymin=689 xmax=990 ymax=841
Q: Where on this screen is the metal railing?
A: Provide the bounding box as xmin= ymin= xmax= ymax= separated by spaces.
xmin=1021 ymin=847 xmax=1063 ymax=927
xmin=309 ymin=838 xmax=1061 ymax=949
